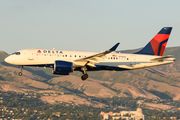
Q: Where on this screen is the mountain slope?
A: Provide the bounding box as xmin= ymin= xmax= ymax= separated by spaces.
xmin=1 ymin=46 xmax=180 ymax=101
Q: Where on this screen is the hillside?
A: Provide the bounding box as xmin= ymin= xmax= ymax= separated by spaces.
xmin=0 ymin=51 xmax=8 ymax=62
xmin=0 ymin=62 xmax=158 ymax=104
xmin=0 ymin=46 xmax=180 ymax=104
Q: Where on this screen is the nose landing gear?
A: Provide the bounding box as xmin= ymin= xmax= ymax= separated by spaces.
xmin=18 ymin=72 xmax=22 ymax=76
xmin=18 ymin=66 xmax=23 ymax=76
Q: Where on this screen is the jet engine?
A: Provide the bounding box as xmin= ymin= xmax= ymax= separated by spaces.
xmin=52 ymin=60 xmax=73 ymax=75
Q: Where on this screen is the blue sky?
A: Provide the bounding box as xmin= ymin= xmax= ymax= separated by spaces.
xmin=1 ymin=0 xmax=180 ymax=54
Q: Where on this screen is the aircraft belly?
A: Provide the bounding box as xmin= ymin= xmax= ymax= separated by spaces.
xmin=93 ymin=60 xmax=174 ymax=71
xmin=117 ymin=61 xmax=175 ymax=70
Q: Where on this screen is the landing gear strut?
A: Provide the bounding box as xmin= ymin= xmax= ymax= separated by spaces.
xmin=81 ymin=67 xmax=88 ymax=81
xmin=18 ymin=66 xmax=23 ymax=76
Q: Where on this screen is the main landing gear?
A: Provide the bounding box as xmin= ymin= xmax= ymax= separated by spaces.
xmin=81 ymin=67 xmax=88 ymax=81
xmin=18 ymin=66 xmax=23 ymax=76
xmin=81 ymin=74 xmax=88 ymax=81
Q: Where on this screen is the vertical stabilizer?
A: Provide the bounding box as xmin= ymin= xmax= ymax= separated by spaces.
xmin=135 ymin=27 xmax=172 ymax=56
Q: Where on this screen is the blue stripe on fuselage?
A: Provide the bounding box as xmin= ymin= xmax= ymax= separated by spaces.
xmin=23 ymin=61 xmax=151 ymax=71
xmin=86 ymin=65 xmax=130 ymax=71
xmin=23 ymin=64 xmax=130 ymax=71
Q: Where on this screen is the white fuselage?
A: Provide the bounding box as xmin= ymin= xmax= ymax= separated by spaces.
xmin=5 ymin=49 xmax=175 ymax=71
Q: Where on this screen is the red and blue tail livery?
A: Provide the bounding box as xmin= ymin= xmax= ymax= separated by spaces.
xmin=135 ymin=27 xmax=172 ymax=56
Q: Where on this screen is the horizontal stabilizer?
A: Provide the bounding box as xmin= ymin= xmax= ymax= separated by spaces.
xmin=150 ymin=55 xmax=173 ymax=62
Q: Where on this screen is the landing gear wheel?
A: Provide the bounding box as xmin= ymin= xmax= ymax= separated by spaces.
xmin=81 ymin=74 xmax=88 ymax=81
xmin=18 ymin=65 xmax=23 ymax=76
xmin=18 ymin=72 xmax=22 ymax=76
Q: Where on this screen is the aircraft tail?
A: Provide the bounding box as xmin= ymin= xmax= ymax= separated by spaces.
xmin=135 ymin=27 xmax=172 ymax=56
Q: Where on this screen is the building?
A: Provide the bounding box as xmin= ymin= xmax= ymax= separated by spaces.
xmin=131 ymin=108 xmax=145 ymax=120
xmin=100 ymin=107 xmax=145 ymax=120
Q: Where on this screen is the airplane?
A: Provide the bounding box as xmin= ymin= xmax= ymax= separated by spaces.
xmin=5 ymin=27 xmax=175 ymax=81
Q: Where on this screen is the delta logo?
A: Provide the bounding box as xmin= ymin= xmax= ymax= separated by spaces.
xmin=37 ymin=50 xmax=41 ymax=53
xmin=37 ymin=50 xmax=63 ymax=54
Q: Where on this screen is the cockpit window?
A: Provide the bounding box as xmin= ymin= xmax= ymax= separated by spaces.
xmin=12 ymin=52 xmax=21 ymax=55
xmin=16 ymin=52 xmax=20 ymax=55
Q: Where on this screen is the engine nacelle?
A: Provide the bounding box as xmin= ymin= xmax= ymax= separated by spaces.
xmin=52 ymin=60 xmax=73 ymax=75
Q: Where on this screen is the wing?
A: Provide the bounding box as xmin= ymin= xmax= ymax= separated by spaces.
xmin=74 ymin=43 xmax=120 ymax=67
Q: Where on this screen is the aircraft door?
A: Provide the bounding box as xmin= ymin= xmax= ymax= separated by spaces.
xmin=130 ymin=55 xmax=136 ymax=65
xmin=28 ymin=49 xmax=34 ymax=60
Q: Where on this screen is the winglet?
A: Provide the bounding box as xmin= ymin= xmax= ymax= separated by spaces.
xmin=109 ymin=43 xmax=120 ymax=51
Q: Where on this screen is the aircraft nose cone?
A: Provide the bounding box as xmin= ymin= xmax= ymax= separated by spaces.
xmin=4 ymin=57 xmax=9 ymax=63
xmin=4 ymin=56 xmax=12 ymax=63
